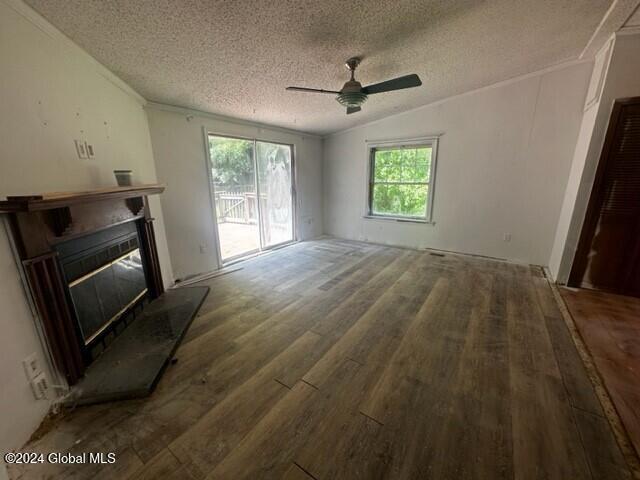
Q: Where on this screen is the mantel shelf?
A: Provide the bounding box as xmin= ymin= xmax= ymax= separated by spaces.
xmin=0 ymin=184 xmax=165 ymax=213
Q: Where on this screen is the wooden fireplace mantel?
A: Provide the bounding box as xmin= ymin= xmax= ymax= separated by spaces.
xmin=0 ymin=184 xmax=165 ymax=213
xmin=1 ymin=183 xmax=166 ymax=385
xmin=1 ymin=184 xmax=165 ymax=257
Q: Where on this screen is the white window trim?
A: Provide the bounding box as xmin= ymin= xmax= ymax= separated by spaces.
xmin=364 ymin=136 xmax=440 ymax=224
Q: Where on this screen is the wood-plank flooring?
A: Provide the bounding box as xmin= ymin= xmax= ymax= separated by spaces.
xmin=10 ymin=239 xmax=631 ymax=479
xmin=561 ymin=287 xmax=640 ymax=461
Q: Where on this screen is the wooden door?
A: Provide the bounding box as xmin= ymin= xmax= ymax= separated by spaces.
xmin=569 ymin=97 xmax=640 ymax=296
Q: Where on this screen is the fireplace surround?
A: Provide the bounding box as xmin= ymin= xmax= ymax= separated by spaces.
xmin=0 ymin=185 xmax=165 ymax=385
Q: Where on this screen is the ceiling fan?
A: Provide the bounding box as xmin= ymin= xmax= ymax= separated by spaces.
xmin=286 ymin=57 xmax=422 ymax=115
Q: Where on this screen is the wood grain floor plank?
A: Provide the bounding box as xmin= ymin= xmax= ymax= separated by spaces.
xmin=282 ymin=463 xmax=316 ymax=480
xmin=205 ymin=380 xmax=320 ymax=480
xmin=303 ymin=250 xmax=436 ymax=389
xmin=535 ymin=279 xmax=605 ymax=416
xmin=425 ymin=269 xmax=515 ymax=480
xmin=507 ymin=268 xmax=592 ymax=480
xmin=573 ymin=408 xmax=633 ymax=480
xmin=167 ymin=332 xmax=323 ymax=477
xmin=359 ymin=275 xmax=451 ymax=422
xmin=271 ymin=252 xmax=418 ymax=390
xmin=127 ymin=449 xmax=195 ymax=480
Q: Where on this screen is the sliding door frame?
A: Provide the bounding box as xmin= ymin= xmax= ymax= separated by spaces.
xmin=202 ymin=127 xmax=225 ymax=268
xmin=203 ymin=129 xmax=297 ymax=267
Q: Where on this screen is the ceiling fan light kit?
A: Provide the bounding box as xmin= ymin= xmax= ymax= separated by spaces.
xmin=286 ymin=57 xmax=422 ymax=115
xmin=336 ymin=91 xmax=368 ymax=108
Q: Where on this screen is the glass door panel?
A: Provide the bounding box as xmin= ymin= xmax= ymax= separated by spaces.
xmin=256 ymin=141 xmax=294 ymax=248
xmin=209 ymin=135 xmax=260 ymax=261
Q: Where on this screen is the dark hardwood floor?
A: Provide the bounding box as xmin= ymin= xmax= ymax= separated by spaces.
xmin=10 ymin=239 xmax=631 ymax=479
xmin=561 ymin=287 xmax=640 ymax=462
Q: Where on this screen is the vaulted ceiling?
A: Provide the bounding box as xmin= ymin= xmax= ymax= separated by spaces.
xmin=27 ymin=0 xmax=616 ymax=135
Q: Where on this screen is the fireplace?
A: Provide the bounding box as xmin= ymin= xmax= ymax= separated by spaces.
xmin=0 ymin=185 xmax=165 ymax=384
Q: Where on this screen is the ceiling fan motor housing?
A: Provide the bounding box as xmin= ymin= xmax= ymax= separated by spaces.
xmin=336 ymin=80 xmax=368 ymax=108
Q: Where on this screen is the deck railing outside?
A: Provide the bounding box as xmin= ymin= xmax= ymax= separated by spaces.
xmin=214 ymin=184 xmax=262 ymax=224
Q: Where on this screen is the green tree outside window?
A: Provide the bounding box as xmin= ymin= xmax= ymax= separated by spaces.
xmin=370 ymin=146 xmax=432 ymax=218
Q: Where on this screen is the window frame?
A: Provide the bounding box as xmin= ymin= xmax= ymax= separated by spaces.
xmin=365 ymin=137 xmax=439 ymax=223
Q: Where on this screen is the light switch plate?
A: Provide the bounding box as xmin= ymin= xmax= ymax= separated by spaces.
xmin=84 ymin=142 xmax=95 ymax=159
xmin=75 ymin=140 xmax=88 ymax=159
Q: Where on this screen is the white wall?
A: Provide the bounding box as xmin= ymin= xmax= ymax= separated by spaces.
xmin=0 ymin=0 xmax=173 ymax=451
xmin=550 ymin=32 xmax=640 ymax=282
xmin=323 ymin=62 xmax=592 ymax=266
xmin=146 ymin=105 xmax=324 ymax=280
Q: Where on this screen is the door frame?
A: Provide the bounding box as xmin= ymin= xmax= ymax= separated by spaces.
xmin=568 ymin=97 xmax=640 ymax=288
xmin=203 ymin=129 xmax=297 ymax=267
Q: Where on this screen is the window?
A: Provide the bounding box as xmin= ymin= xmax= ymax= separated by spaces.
xmin=367 ymin=139 xmax=438 ymax=222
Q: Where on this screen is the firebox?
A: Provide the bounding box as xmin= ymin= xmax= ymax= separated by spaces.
xmin=56 ymin=222 xmax=150 ymax=359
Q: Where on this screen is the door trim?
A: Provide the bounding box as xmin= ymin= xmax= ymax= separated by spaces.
xmin=568 ymin=97 xmax=640 ymax=288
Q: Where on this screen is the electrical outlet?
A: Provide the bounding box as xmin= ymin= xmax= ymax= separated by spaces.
xmin=23 ymin=353 xmax=41 ymax=380
xmin=503 ymin=233 xmax=512 ymax=242
xmin=199 ymin=244 xmax=207 ymax=254
xmin=30 ymin=372 xmax=49 ymax=400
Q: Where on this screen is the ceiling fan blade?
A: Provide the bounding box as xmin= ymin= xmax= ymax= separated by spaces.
xmin=286 ymin=86 xmax=340 ymax=94
xmin=346 ymin=106 xmax=361 ymax=115
xmin=362 ymin=74 xmax=422 ymax=95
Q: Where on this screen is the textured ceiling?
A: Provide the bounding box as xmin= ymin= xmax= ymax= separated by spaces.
xmin=625 ymin=5 xmax=640 ymax=26
xmin=26 ymin=0 xmax=612 ymax=135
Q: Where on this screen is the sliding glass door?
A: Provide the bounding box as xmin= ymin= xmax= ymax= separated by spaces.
xmin=208 ymin=135 xmax=294 ymax=263
xmin=256 ymin=141 xmax=294 ymax=248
